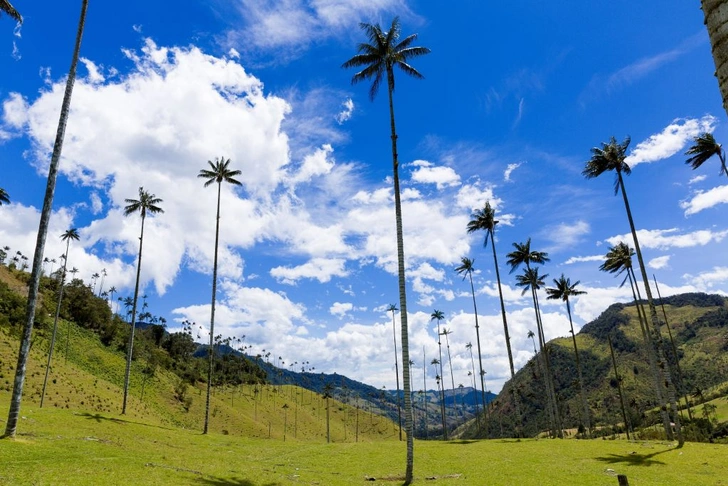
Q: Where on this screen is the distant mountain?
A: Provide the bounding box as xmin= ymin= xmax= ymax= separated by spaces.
xmin=463 ymin=292 xmax=728 ymax=439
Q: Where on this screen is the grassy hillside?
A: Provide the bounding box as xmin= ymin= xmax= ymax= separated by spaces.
xmin=1 ymin=405 xmax=727 ymax=485
xmin=472 ymin=294 xmax=728 ymax=439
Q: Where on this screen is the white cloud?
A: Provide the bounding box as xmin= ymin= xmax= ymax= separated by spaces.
xmin=606 ymin=227 xmax=728 ymax=250
xmin=648 ymin=255 xmax=670 ymax=270
xmin=271 ymin=257 xmax=348 ymax=284
xmin=545 ymin=220 xmax=590 ymax=252
xmin=689 ymin=175 xmax=707 ymax=185
xmin=335 ymin=97 xmax=354 ymax=124
xmin=625 ymin=116 xmax=716 ymax=167
xmin=680 ymin=184 xmax=728 ymax=215
xmin=80 ymin=58 xmax=105 ymax=84
xmin=330 ymin=301 xmax=353 ymax=317
xmin=503 ymin=162 xmax=521 ymax=182
xmin=409 ymin=160 xmax=461 ymax=189
xmin=563 ymin=255 xmax=604 ymax=265
xmin=683 ymin=266 xmax=728 ymax=290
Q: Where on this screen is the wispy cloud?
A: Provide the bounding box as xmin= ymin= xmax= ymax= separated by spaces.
xmin=563 ymin=255 xmax=604 ymax=265
xmin=689 ymin=175 xmax=707 ymax=185
xmin=579 ymin=32 xmax=706 ymax=105
xmin=626 ymin=116 xmax=716 ymax=167
xmin=335 ymin=98 xmax=354 ymax=124
xmin=544 ymin=220 xmax=590 ymax=253
xmin=504 ymin=162 xmax=522 ymax=182
xmin=606 ymin=228 xmax=728 ymax=250
xmin=648 ymin=255 xmax=670 ymax=270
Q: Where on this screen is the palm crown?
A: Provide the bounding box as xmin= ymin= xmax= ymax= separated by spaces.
xmin=466 ymin=202 xmax=498 ymax=247
xmin=198 ymin=157 xmax=243 ymax=188
xmin=454 ymin=257 xmax=475 ymax=280
xmin=342 ymin=17 xmax=430 ymax=100
xmin=61 ymin=228 xmax=80 ymax=244
xmin=515 ymin=267 xmax=548 ymax=295
xmin=506 ymin=238 xmax=549 ymax=273
xmin=546 ymin=275 xmax=586 ymax=302
xmin=430 ymin=309 xmax=444 ymax=322
xmin=582 ymin=136 xmax=632 ymax=194
xmin=0 ymin=187 xmax=9 ymax=205
xmin=599 ymin=242 xmax=634 ymax=276
xmin=124 ymin=187 xmax=164 ymax=219
xmin=685 ymin=132 xmax=727 ymax=176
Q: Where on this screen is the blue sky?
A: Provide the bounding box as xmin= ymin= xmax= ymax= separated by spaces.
xmin=1 ymin=0 xmax=727 ymax=394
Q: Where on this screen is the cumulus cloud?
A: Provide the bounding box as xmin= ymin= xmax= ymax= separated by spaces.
xmin=271 ymin=257 xmax=348 ymax=284
xmin=409 ymin=160 xmax=461 ymax=189
xmin=683 ymin=266 xmax=728 ymax=291
xmin=625 ymin=116 xmax=716 ymax=167
xmin=648 ymin=255 xmax=670 ymax=270
xmin=563 ymin=255 xmax=604 ymax=265
xmin=680 ymin=185 xmax=728 ymax=215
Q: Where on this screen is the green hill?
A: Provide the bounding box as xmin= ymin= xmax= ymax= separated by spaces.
xmin=468 ymin=293 xmax=728 ymax=440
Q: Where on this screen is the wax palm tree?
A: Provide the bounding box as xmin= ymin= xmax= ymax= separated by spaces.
xmin=599 ymin=242 xmax=671 ymax=430
xmin=4 ymin=0 xmax=89 ymax=438
xmin=546 ymin=275 xmax=591 ymax=436
xmin=584 ymin=136 xmax=683 ymax=444
xmin=0 ymin=187 xmax=9 ymax=205
xmin=198 ymin=156 xmax=241 ymax=433
xmin=0 ymin=0 xmax=21 ymax=23
xmin=465 ymin=342 xmax=481 ymax=428
xmin=343 ymin=19 xmax=428 ymax=479
xmin=454 ymin=256 xmax=490 ymax=427
xmin=430 ymin=309 xmax=448 ymax=439
xmin=508 ymin=240 xmax=561 ymax=437
xmin=440 ymin=328 xmax=457 ymax=414
xmin=107 ymin=286 xmax=117 ymax=314
xmin=430 ymin=358 xmax=447 ymax=438
xmin=702 ymin=1 xmax=728 ymax=119
xmin=685 ymin=132 xmax=727 ymax=176
xmin=527 ymin=330 xmax=538 ymax=355
xmin=40 ymin=228 xmax=79 ymax=407
xmin=121 ymin=187 xmax=163 ymax=415
xmin=387 ymin=303 xmax=403 ymax=441
xmin=98 ymin=268 xmax=107 ymax=296
xmin=323 ymin=382 xmax=334 ymax=443
xmin=608 ymin=334 xmax=631 ymax=440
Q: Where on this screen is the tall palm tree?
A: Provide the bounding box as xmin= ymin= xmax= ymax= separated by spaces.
xmin=198 ymin=156 xmax=242 ymax=434
xmin=507 ymin=240 xmax=561 ymax=438
xmin=466 ymin=202 xmax=523 ymax=432
xmin=0 ymin=187 xmax=9 ymax=205
xmin=702 ymin=1 xmax=728 ymax=119
xmin=343 ymin=19 xmax=429 ymax=480
xmin=440 ymin=328 xmax=457 ymax=416
xmin=527 ymin=330 xmax=538 ymax=355
xmin=98 ymin=268 xmax=107 ymax=296
xmin=454 ymin=257 xmax=489 ymax=427
xmin=600 ymin=242 xmax=670 ymax=430
xmin=4 ymin=0 xmax=89 ymax=438
xmin=108 ymin=286 xmax=117 ymax=314
xmin=0 ymin=0 xmax=21 ymax=23
xmin=430 ymin=309 xmax=448 ymax=440
xmin=121 ymin=187 xmax=164 ymax=415
xmin=685 ymin=132 xmax=727 ymax=176
xmin=430 ymin=358 xmax=446 ymax=438
xmin=546 ymin=274 xmax=591 ymax=436
xmin=387 ymin=303 xmax=403 ymax=441
xmin=40 ymin=228 xmax=80 ymax=407
xmin=607 ymin=334 xmax=631 ymax=440
xmin=465 ymin=342 xmax=481 ymax=427
xmin=514 ymin=265 xmax=561 ymax=438
xmin=584 ymin=137 xmax=683 ymax=445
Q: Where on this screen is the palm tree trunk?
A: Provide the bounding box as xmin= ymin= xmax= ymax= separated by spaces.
xmin=392 ymin=312 xmax=403 ymax=441
xmin=608 ymin=335 xmax=631 ymax=440
xmin=4 ymin=0 xmax=88 ymax=438
xmin=40 ymin=241 xmax=71 ymax=407
xmin=617 ymin=173 xmax=682 ymax=445
xmin=488 ymin=229 xmax=521 ymax=434
xmin=533 ymin=288 xmax=562 ymax=438
xmin=436 ymin=321 xmax=448 ymax=439
xmin=203 ymin=181 xmax=223 ymax=434
xmin=566 ymin=298 xmax=591 ymax=436
xmin=653 ymin=276 xmax=692 ymax=421
xmin=122 ymin=214 xmax=146 ymax=414
xmin=702 ymin=0 xmax=728 ymax=121
xmin=386 ymin=68 xmax=413 ymax=482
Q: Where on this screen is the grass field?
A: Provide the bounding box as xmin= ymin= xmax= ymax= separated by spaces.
xmin=1 ymin=405 xmax=727 ymax=485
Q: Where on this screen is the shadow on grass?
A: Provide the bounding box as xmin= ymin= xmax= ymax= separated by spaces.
xmin=77 ymin=412 xmax=173 ymax=431
xmin=446 ymin=440 xmax=479 ymax=445
xmin=595 ymin=447 xmax=674 ymax=467
xmin=196 ymin=477 xmax=281 ymax=486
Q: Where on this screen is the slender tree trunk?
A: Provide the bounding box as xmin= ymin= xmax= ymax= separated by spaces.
xmin=203 ymin=181 xmax=223 ymax=434
xmin=4 ymin=0 xmax=88 ymax=439
xmin=702 ymin=0 xmax=728 ymax=121
xmin=391 ymin=310 xmax=403 ymax=441
xmin=608 ymin=335 xmax=631 ymax=440
xmin=488 ymin=229 xmax=521 ymax=435
xmin=422 ymin=347 xmax=428 ymax=440
xmin=122 ymin=214 xmax=146 ymax=414
xmin=653 ymin=276 xmax=692 ymax=421
xmin=444 ymin=332 xmax=456 ymax=418
xmin=566 ymin=299 xmax=591 ymax=436
xmin=40 ymin=240 xmax=71 ymax=407
xmin=435 ymin=320 xmax=448 ymax=439
xmin=386 ymin=69 xmax=413 ymax=482
xmin=467 ymin=272 xmax=488 ymax=432
xmin=531 ymin=282 xmax=561 ymax=437
xmin=618 ymin=173 xmax=682 ymax=445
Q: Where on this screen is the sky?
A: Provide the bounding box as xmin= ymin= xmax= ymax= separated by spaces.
xmin=1 ymin=0 xmax=727 ymax=395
